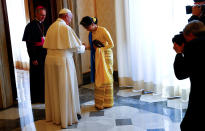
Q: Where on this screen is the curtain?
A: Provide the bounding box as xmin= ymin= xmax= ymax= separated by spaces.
xmin=5 ymin=1 xmax=36 ymax=129
xmin=6 ymin=0 xmax=29 ymax=70
xmin=118 ymin=0 xmax=193 ymax=99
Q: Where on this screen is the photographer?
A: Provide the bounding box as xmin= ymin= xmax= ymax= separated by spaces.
xmin=188 ymin=0 xmax=205 ymax=24
xmin=173 ymin=20 xmax=205 ymax=131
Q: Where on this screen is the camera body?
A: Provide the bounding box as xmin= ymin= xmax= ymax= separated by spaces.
xmin=172 ymin=32 xmax=186 ymax=46
xmin=186 ymin=4 xmax=205 ymax=14
xmin=92 ymin=40 xmax=104 ymax=48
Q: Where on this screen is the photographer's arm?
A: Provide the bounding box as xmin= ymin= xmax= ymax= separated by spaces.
xmin=174 ymin=54 xmax=189 ymax=80
xmin=173 ymin=43 xmax=189 ymax=80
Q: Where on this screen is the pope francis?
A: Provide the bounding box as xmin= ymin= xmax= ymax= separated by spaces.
xmin=43 ymin=8 xmax=85 ymax=128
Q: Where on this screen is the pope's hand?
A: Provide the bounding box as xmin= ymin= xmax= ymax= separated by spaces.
xmin=82 ymin=42 xmax=86 ymax=46
xmin=82 ymin=42 xmax=89 ymax=50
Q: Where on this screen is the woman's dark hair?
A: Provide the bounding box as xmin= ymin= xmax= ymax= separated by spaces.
xmin=80 ymin=16 xmax=98 ymax=27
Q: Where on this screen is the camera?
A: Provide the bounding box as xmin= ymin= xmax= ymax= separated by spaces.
xmin=186 ymin=4 xmax=205 ymax=14
xmin=172 ymin=32 xmax=186 ymax=46
xmin=92 ymin=40 xmax=104 ymax=48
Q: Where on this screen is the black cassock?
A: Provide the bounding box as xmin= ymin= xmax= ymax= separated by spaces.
xmin=22 ymin=19 xmax=47 ymax=103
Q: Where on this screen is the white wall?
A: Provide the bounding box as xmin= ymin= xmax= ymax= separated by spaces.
xmin=77 ymin=0 xmax=95 ymax=73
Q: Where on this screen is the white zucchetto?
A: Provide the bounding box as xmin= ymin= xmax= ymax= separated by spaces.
xmin=59 ymin=8 xmax=71 ymax=15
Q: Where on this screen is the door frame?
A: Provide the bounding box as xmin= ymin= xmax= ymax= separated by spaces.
xmin=1 ymin=0 xmax=17 ymax=101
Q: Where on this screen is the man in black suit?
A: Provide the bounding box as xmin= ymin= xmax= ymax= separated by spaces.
xmin=173 ymin=20 xmax=205 ymax=131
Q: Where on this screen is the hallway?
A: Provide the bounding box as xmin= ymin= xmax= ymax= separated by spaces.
xmin=0 ymin=69 xmax=187 ymax=131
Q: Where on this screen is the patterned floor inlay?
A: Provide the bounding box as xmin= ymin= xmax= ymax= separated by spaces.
xmin=89 ymin=111 xmax=104 ymax=117
xmin=115 ymin=118 xmax=132 ymax=126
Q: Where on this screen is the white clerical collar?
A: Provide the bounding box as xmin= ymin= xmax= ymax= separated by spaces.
xmin=35 ymin=18 xmax=42 ymax=23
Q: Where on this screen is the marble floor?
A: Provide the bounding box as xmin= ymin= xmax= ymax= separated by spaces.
xmin=0 ymin=69 xmax=188 ymax=131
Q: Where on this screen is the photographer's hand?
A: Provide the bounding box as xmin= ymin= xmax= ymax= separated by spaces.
xmin=173 ymin=43 xmax=184 ymax=54
xmin=192 ymin=5 xmax=202 ymax=16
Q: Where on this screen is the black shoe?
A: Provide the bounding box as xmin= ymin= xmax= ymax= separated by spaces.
xmin=77 ymin=114 xmax=81 ymax=120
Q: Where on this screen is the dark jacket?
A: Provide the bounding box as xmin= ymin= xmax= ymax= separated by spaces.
xmin=22 ymin=19 xmax=45 ymax=42
xmin=22 ymin=19 xmax=46 ymax=61
xmin=174 ymin=32 xmax=205 ymax=130
xmin=188 ymin=15 xmax=205 ymax=24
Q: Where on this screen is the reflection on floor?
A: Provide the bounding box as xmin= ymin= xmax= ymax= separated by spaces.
xmin=0 ymin=69 xmax=187 ymax=131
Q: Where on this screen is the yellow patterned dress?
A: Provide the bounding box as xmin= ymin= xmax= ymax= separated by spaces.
xmin=92 ymin=26 xmax=114 ymax=109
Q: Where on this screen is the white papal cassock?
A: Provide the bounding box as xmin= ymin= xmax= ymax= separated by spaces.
xmin=43 ymin=18 xmax=85 ymax=128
